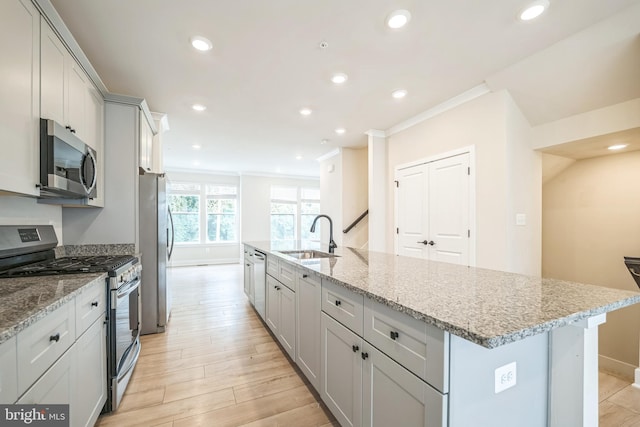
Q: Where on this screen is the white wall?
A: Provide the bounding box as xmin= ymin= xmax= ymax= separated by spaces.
xmin=319 ymin=152 xmax=343 ymax=246
xmin=167 ymin=171 xmax=240 ymax=267
xmin=240 ymin=174 xmax=320 ymax=243
xmin=0 ymin=196 xmax=63 ymax=243
xmin=386 ymin=90 xmax=541 ymax=274
xmin=341 ymin=148 xmax=368 ymax=249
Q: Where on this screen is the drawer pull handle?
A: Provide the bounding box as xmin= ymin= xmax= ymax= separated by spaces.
xmin=275 ymin=286 xmax=280 ymax=291
xmin=49 ymin=333 xmax=60 ymax=342
xmin=302 ymin=274 xmax=308 ymax=278
xmin=91 ymin=301 xmax=99 ymax=307
xmin=361 ymin=352 xmax=369 ymax=360
xmin=352 ymin=345 xmax=359 ymax=353
xmin=390 ymin=331 xmax=399 ymax=340
xmin=335 ymin=300 xmax=342 ymax=307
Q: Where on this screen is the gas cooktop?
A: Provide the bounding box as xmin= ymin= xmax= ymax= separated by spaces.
xmin=0 ymin=255 xmax=137 ymax=278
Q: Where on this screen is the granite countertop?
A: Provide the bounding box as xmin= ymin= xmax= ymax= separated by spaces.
xmin=245 ymin=241 xmax=640 ymax=348
xmin=0 ymin=273 xmax=107 ymax=345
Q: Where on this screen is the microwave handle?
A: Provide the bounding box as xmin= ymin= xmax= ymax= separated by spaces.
xmin=80 ymin=150 xmax=97 ymax=195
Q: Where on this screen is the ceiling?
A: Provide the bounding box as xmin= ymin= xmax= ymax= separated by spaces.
xmin=49 ymin=0 xmax=640 ymax=178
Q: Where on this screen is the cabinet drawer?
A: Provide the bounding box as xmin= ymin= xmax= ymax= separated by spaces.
xmin=322 ymin=280 xmax=363 ymax=336
xmin=76 ymin=279 xmax=106 ymax=336
xmin=17 ymin=301 xmax=76 ymax=396
xmin=16 ymin=344 xmax=73 ymax=405
xmin=0 ymin=336 xmax=18 ymax=403
xmin=364 ymin=298 xmax=449 ymax=393
xmin=266 ymin=256 xmax=278 ymax=278
xmin=278 ymin=260 xmax=296 ymax=291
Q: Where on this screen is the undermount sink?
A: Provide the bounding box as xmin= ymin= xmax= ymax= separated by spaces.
xmin=279 ymin=250 xmax=339 ymax=259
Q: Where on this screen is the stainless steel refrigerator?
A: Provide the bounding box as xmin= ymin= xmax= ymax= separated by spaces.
xmin=139 ymin=172 xmax=174 ymax=335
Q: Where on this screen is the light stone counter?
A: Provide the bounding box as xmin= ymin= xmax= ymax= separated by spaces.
xmin=245 ymin=241 xmax=640 ymax=349
xmin=0 ymin=273 xmax=106 ymax=345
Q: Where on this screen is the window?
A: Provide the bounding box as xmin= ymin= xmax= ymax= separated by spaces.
xmin=168 ymin=183 xmax=200 ymax=243
xmin=206 ymin=185 xmax=237 ymax=242
xmin=168 ymin=181 xmax=238 ymax=244
xmin=270 ymin=186 xmax=320 ymax=241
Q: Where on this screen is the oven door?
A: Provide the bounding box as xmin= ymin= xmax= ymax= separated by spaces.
xmin=107 ymin=276 xmax=141 ymax=411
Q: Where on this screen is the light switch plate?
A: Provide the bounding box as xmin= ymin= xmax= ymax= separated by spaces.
xmin=495 ymin=362 xmax=517 ymax=393
xmin=515 ymin=213 xmax=526 ymax=226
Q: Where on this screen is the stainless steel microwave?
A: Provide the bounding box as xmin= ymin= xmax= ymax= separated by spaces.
xmin=39 ymin=119 xmax=97 ymax=199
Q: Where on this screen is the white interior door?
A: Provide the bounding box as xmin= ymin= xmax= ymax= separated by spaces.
xmin=428 ymin=153 xmax=470 ymax=265
xmin=395 ymin=152 xmax=471 ymax=265
xmin=396 ymin=164 xmax=428 ymax=259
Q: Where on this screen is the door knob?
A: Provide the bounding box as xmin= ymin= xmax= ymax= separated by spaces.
xmin=417 ymin=240 xmax=436 ymax=246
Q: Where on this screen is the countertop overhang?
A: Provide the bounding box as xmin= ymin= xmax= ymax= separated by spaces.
xmin=245 ymin=241 xmax=640 ymax=348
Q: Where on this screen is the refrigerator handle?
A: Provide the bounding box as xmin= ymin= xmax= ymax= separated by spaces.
xmin=167 ymin=208 xmax=175 ymax=261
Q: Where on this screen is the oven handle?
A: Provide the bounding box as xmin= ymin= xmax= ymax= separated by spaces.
xmin=117 ymin=338 xmax=141 ymax=381
xmin=115 ymin=278 xmax=141 ymax=301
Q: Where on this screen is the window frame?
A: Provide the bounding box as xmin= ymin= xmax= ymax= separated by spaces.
xmin=270 ymin=185 xmax=320 ymax=242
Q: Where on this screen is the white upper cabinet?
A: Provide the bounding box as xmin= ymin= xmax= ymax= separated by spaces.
xmin=139 ymin=110 xmax=153 ymax=172
xmin=41 ymin=19 xmax=103 ymax=151
xmin=0 ymin=0 xmax=40 ymax=196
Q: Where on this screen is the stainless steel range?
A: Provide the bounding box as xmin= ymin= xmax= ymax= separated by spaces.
xmin=0 ymin=225 xmax=141 ymax=412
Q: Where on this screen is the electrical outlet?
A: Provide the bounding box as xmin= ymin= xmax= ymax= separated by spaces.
xmin=495 ymin=362 xmax=517 ymax=393
xmin=515 ymin=213 xmax=526 ymax=226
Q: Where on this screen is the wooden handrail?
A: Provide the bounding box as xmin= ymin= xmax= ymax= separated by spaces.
xmin=343 ymin=210 xmax=368 ymax=234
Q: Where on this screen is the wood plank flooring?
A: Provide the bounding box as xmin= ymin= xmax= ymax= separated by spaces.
xmin=96 ymin=264 xmax=336 ymax=427
xmin=96 ymin=263 xmax=640 ymax=426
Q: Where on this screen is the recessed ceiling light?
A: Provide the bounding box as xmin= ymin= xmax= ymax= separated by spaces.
xmin=321 ymin=139 xmax=329 ymax=145
xmin=386 ymin=10 xmax=411 ymax=29
xmin=392 ymin=89 xmax=408 ymax=99
xmin=191 ymin=36 xmax=213 ymax=51
xmin=300 ymin=108 xmax=312 ymax=116
xmin=331 ymin=73 xmax=348 ymax=84
xmin=192 ymin=104 xmax=206 ymax=111
xmin=296 ymin=155 xmax=303 ymax=160
xmin=335 ymin=128 xmax=346 ymax=135
xmin=192 ymin=144 xmax=201 ymax=150
xmin=608 ymin=144 xmax=628 ymax=151
xmin=276 ymin=167 xmax=282 ymax=173
xmin=193 ymin=161 xmax=200 ymax=166
xmin=519 ymin=0 xmax=549 ymax=21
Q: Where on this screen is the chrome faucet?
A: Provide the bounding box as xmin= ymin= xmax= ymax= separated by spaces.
xmin=310 ymin=214 xmax=337 ymax=253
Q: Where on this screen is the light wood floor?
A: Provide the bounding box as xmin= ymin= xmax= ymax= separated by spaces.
xmin=96 ymin=264 xmax=336 ymax=427
xmin=96 ymin=264 xmax=640 ymax=426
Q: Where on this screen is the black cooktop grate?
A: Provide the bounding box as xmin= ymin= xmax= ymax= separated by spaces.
xmin=0 ymin=255 xmax=136 ymax=277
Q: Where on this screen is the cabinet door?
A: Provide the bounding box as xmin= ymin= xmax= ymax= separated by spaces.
xmin=362 ymin=344 xmax=447 ymax=427
xmin=266 ymin=275 xmax=280 ymax=335
xmin=74 ymin=318 xmax=107 ymax=427
xmin=67 ymin=60 xmax=86 ymax=137
xmin=16 ymin=345 xmax=73 ymax=405
xmin=296 ymin=272 xmax=321 ymax=391
xmin=278 ymin=284 xmax=296 ymax=360
xmin=40 ymin=19 xmax=66 ymax=125
xmin=0 ymin=336 xmax=18 ymax=403
xmin=321 ymin=312 xmax=362 ymax=427
xmin=243 ymin=259 xmax=254 ymax=304
xmin=85 ymin=84 xmax=104 ymax=207
xmin=139 ymin=111 xmax=152 ymax=172
xmin=0 ymin=0 xmax=40 ymax=196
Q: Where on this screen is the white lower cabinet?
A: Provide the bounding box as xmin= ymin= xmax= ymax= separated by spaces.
xmin=296 ymin=272 xmax=322 ymax=391
xmin=362 ymin=344 xmax=447 ymax=427
xmin=73 ymin=318 xmax=107 ymax=427
xmin=266 ymin=274 xmax=296 ymax=360
xmin=0 ymin=336 xmax=18 ymax=403
xmin=16 ymin=344 xmax=73 ymax=405
xmin=321 ymin=312 xmax=363 ymax=427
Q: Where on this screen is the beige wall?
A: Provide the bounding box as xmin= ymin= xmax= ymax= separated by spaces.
xmin=542 ymin=151 xmax=640 ymax=375
xmin=319 ymin=148 xmax=369 ymax=249
xmin=387 ymin=90 xmax=541 ymax=274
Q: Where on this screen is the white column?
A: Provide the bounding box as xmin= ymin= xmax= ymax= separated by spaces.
xmin=367 ymin=130 xmax=387 ymax=253
xmin=549 ymin=313 xmax=605 ymax=427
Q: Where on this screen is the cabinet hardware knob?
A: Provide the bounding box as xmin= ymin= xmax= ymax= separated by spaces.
xmin=275 ymin=286 xmax=280 ymax=291
xmin=91 ymin=301 xmax=99 ymax=307
xmin=335 ymin=300 xmax=342 ymax=307
xmin=302 ymin=274 xmax=308 ymax=278
xmin=361 ymin=352 xmax=369 ymax=360
xmin=352 ymin=345 xmax=359 ymax=353
xmin=390 ymin=331 xmax=399 ymax=340
xmin=49 ymin=333 xmax=60 ymax=342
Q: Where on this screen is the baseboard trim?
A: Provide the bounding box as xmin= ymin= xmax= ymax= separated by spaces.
xmin=599 ymin=354 xmax=637 ymax=382
xmin=169 ymin=258 xmax=240 ymax=267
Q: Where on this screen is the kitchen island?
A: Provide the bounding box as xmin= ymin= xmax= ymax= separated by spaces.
xmin=244 ymin=241 xmax=640 ymax=427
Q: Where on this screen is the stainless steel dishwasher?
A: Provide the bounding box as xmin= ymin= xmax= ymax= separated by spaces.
xmin=253 ymin=250 xmax=266 ymax=320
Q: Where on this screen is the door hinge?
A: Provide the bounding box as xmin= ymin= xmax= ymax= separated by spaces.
xmin=467 ymin=167 xmax=470 ymax=175
xmin=396 ymin=228 xmax=399 ymax=234
xmin=395 ymin=180 xmax=399 ymax=188
xmin=468 ymin=229 xmax=470 ymax=238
